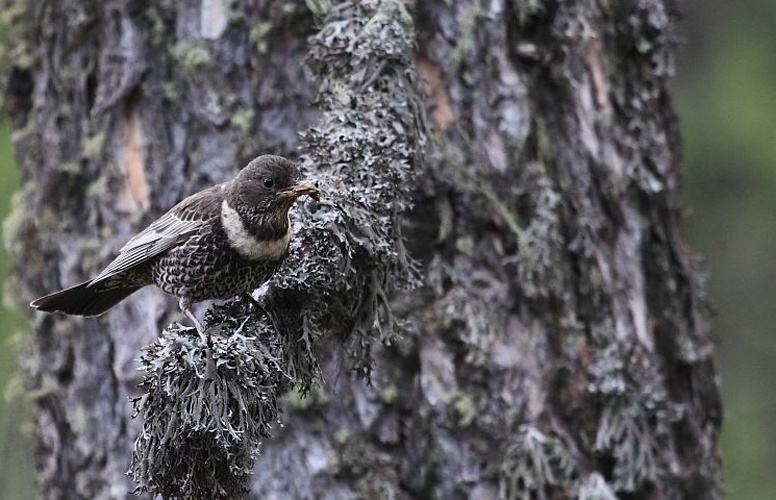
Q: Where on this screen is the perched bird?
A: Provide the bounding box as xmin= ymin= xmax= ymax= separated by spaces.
xmin=31 ymin=154 xmax=318 ymax=335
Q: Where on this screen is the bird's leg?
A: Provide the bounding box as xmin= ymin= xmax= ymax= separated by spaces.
xmin=179 ymin=297 xmax=207 ymax=343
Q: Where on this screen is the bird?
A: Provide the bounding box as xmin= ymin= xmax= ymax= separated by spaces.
xmin=30 ymin=154 xmax=319 ymax=336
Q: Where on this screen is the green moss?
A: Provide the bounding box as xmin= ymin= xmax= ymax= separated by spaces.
xmin=451 ymin=5 xmax=482 ymax=76
xmin=82 ymin=132 xmax=106 ymax=161
xmin=145 ymin=6 xmax=168 ymax=46
xmin=304 ymin=0 xmax=332 ymax=19
xmin=378 ymin=383 xmax=397 ymax=404
xmin=57 ymin=161 xmax=82 ymax=177
xmin=162 ymin=81 xmax=179 ymax=102
xmin=85 ymin=176 xmax=108 ymax=200
xmin=334 ymin=427 xmax=350 ymax=444
xmin=2 ymin=191 xmax=24 ymax=258
xmin=26 ymin=374 xmax=61 ymax=401
xmin=452 ymin=391 xmax=476 ymax=427
xmin=249 ymin=22 xmax=273 ymax=55
xmin=0 ymin=0 xmax=35 ymax=72
xmin=230 ymin=109 xmax=255 ymax=133
xmin=283 ymin=382 xmax=329 ymax=410
xmin=170 ymin=42 xmax=212 ymax=73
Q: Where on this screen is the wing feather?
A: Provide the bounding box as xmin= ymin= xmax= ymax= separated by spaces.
xmin=89 ymin=184 xmax=226 ymax=285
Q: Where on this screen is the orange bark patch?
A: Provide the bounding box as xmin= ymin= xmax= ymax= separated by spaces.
xmin=582 ymin=38 xmax=610 ymax=113
xmin=416 ymin=51 xmax=456 ymax=133
xmin=117 ymin=104 xmax=150 ymax=213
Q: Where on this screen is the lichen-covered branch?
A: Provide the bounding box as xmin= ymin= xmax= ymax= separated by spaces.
xmin=129 ymin=0 xmax=427 ymax=497
xmin=130 ymin=302 xmax=289 ymax=499
xmin=274 ymin=0 xmax=427 ymax=379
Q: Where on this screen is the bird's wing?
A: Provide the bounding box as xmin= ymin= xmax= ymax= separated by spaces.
xmin=89 ymin=184 xmax=226 ymax=285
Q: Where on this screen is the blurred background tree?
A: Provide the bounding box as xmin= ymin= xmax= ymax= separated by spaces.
xmin=0 ymin=1 xmax=774 ymax=498
xmin=674 ymin=1 xmax=776 ymax=498
xmin=0 ymin=120 xmax=33 ymax=499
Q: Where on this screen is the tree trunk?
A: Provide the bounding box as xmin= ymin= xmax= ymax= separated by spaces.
xmin=3 ymin=0 xmax=722 ymax=499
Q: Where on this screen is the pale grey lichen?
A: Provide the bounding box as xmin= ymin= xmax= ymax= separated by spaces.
xmin=577 ymin=473 xmax=618 ymax=500
xmin=129 ymin=300 xmax=293 ymax=499
xmin=498 ymin=426 xmax=578 ymax=500
xmin=587 ymin=342 xmax=682 ymax=492
xmin=272 ymin=0 xmax=427 ymax=381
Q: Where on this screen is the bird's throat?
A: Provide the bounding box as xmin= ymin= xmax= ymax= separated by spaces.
xmin=220 ymin=199 xmax=291 ymax=261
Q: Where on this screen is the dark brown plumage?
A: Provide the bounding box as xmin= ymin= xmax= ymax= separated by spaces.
xmin=30 ymin=155 xmax=318 ymax=333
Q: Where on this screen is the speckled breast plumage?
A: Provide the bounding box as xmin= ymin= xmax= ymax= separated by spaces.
xmin=149 ymin=224 xmax=284 ymax=302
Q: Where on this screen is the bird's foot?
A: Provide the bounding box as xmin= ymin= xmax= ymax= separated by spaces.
xmin=193 ymin=324 xmax=208 ymax=344
xmin=180 ymin=298 xmax=208 ymax=344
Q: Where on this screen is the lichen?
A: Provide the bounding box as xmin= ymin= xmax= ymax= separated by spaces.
xmin=514 ymin=176 xmax=566 ymax=300
xmin=498 ymin=426 xmax=579 ymax=500
xmin=271 ymin=0 xmax=427 ymax=382
xmin=594 ymin=403 xmax=662 ymax=491
xmin=130 ymin=299 xmax=294 ymax=500
xmin=331 ymin=437 xmax=400 ymax=500
xmin=450 ymin=4 xmax=483 ymax=76
xmin=587 ymin=342 xmax=682 ymax=492
xmin=577 ymin=473 xmax=617 ymax=500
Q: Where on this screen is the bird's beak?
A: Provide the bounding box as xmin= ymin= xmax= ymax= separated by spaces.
xmin=279 ymin=181 xmax=320 ymax=201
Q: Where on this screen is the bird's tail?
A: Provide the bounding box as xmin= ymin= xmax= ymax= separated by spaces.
xmin=30 ymin=281 xmax=143 ymax=317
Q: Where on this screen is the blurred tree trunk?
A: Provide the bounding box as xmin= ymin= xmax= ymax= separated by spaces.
xmin=3 ymin=0 xmax=722 ymax=499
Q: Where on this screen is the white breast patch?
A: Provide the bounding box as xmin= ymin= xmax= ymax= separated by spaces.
xmin=220 ymin=200 xmax=291 ymax=261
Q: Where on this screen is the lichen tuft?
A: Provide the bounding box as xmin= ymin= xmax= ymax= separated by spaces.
xmin=129 ymin=299 xmax=295 ymax=500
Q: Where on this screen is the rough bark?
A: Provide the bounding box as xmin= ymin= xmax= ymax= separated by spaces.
xmin=2 ymin=0 xmax=722 ymax=499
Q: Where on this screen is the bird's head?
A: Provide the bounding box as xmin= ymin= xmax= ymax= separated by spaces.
xmin=225 ymin=155 xmax=319 ymax=236
xmin=232 ymin=155 xmax=318 ymax=205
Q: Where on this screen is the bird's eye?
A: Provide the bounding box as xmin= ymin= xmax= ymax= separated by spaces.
xmin=262 ymin=177 xmax=274 ymax=188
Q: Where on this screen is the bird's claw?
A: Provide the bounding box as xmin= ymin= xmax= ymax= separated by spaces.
xmin=180 ymin=298 xmax=208 ymax=344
